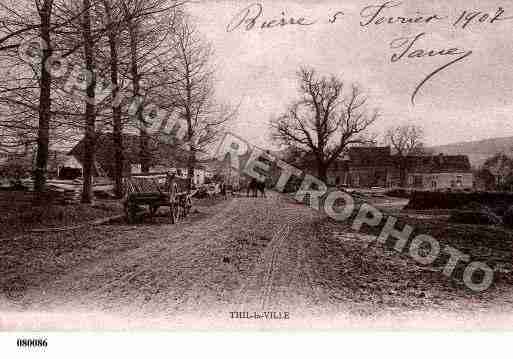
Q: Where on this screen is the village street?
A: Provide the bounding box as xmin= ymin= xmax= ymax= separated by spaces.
xmin=2 ymin=192 xmax=336 ymax=328
xmin=2 ymin=191 xmax=513 ymax=330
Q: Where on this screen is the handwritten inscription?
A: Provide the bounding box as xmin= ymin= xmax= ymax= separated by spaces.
xmin=226 ymin=1 xmax=513 ymax=105
xmin=453 ymin=7 xmax=513 ymax=29
xmin=360 ymin=1 xmax=445 ymax=27
xmin=390 ymin=33 xmax=472 ymax=104
xmin=329 ymin=11 xmax=345 ymax=24
xmin=226 ymin=3 xmax=316 ymax=32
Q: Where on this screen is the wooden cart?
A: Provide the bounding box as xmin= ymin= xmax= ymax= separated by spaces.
xmin=123 ymin=173 xmax=193 ymax=224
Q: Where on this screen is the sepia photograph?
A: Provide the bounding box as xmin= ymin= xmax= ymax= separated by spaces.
xmin=1 ymin=0 xmax=513 ymax=343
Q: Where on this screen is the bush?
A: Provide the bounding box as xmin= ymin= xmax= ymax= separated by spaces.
xmin=462 ymin=201 xmax=491 ymax=212
xmin=449 ymin=210 xmax=503 ymax=226
xmin=406 ymin=191 xmax=513 ymax=211
xmin=385 ymin=189 xmax=410 ymax=198
xmin=503 ymin=206 xmax=513 ymax=228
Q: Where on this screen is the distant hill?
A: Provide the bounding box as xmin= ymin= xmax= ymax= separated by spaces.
xmin=429 ymin=136 xmax=513 ymax=168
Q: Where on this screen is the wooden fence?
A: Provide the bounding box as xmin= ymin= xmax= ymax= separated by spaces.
xmin=0 ymin=189 xmax=81 ymax=206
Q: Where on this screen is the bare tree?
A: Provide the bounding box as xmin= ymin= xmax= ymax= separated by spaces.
xmin=79 ymin=0 xmax=180 ymax=194
xmin=0 ymin=0 xmax=195 ymax=202
xmin=385 ymin=124 xmax=425 ymax=187
xmin=75 ymin=0 xmax=177 ymax=199
xmin=120 ymin=0 xmax=178 ymax=173
xmin=124 ymin=2 xmax=148 ymax=172
xmin=34 ymin=0 xmax=54 ymax=194
xmin=79 ymin=0 xmax=97 ymax=203
xmin=0 ymin=0 xmax=91 ymax=195
xmin=1 ymin=0 xmax=57 ymax=194
xmin=270 ymin=67 xmax=378 ymax=182
xmin=165 ymin=15 xmax=232 ymax=189
xmin=97 ymin=0 xmax=122 ymax=197
xmin=385 ymin=124 xmax=425 ymax=157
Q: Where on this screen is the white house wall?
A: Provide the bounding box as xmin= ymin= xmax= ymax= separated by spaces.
xmin=408 ymin=172 xmax=473 ymax=190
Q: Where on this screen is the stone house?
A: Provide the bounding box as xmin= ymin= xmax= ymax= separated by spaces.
xmin=404 ymin=154 xmax=473 ymax=190
xmin=327 ymin=147 xmax=399 ymax=188
xmin=326 ymin=146 xmax=473 ymax=190
xmin=67 ymin=132 xmax=210 ymax=186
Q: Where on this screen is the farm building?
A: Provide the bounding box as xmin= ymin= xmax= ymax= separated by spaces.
xmin=326 ymin=147 xmax=473 ymax=190
xmin=66 ymin=132 xmax=212 ymax=186
xmin=404 ymin=154 xmax=473 ymax=190
xmin=327 ymin=147 xmax=399 ymax=188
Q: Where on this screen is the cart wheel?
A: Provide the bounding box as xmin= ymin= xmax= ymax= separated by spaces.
xmin=126 ymin=202 xmax=137 ymax=224
xmin=176 ymin=203 xmax=182 ymax=221
xmin=124 ymin=202 xmax=129 ymax=222
xmin=150 ymin=205 xmax=158 ymax=217
xmin=181 ymin=203 xmax=187 ymax=218
xmin=184 ymin=198 xmax=192 ymax=217
xmin=180 ymin=199 xmax=186 ymax=218
xmin=177 ymin=200 xmax=183 ymax=219
xmin=170 ymin=203 xmax=179 ymax=224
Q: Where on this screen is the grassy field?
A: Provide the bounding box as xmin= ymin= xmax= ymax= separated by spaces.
xmin=0 ymin=198 xmax=124 ymax=239
xmin=0 ymin=195 xmax=230 ymax=304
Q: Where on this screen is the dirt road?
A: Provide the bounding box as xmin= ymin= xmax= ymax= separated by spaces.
xmin=1 ymin=192 xmax=337 ymax=328
xmin=2 ymin=191 xmax=513 ymax=329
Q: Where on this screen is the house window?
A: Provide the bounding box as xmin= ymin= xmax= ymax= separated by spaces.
xmin=414 ymin=175 xmax=423 ymax=188
xmin=354 ymin=174 xmax=360 ymax=187
xmin=431 ymin=181 xmax=437 ymax=188
xmin=456 ymin=175 xmax=463 ymax=187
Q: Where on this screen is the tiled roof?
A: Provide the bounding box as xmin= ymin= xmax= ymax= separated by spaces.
xmin=277 ymin=145 xmax=472 ymax=175
xmin=347 ymin=146 xmax=394 ymax=167
xmin=68 ymin=132 xmax=191 ymax=178
xmin=405 ymin=154 xmax=471 ymax=173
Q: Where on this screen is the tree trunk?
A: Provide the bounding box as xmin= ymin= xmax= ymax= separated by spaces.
xmin=317 ymin=163 xmax=328 ymax=184
xmin=140 ymin=131 xmax=150 ymax=173
xmin=34 ymin=0 xmax=53 ymax=197
xmin=127 ymin=21 xmax=150 ymax=173
xmin=104 ymin=0 xmax=123 ymax=198
xmin=185 ymin=105 xmax=195 ymax=190
xmin=111 ymin=56 xmax=123 ymax=195
xmin=187 ymin=151 xmax=195 ymax=191
xmin=81 ymin=0 xmax=96 ymax=204
xmin=399 ymin=157 xmax=407 ymax=188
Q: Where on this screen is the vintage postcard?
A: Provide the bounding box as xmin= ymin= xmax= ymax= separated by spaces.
xmin=1 ymin=0 xmax=513 ymax=338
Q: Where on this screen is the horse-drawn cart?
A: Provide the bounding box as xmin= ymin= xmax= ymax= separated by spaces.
xmin=123 ymin=173 xmax=194 ymax=224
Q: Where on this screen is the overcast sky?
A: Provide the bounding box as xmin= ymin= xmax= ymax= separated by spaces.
xmin=187 ymin=0 xmax=513 ymax=148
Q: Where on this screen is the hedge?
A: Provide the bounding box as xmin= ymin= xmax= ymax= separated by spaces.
xmin=405 ymin=191 xmax=513 ymax=211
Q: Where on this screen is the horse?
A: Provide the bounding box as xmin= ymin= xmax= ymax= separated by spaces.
xmin=247 ymin=178 xmax=258 ymax=197
xmin=246 ymin=179 xmax=266 ymax=198
xmin=256 ymin=180 xmax=266 ymax=198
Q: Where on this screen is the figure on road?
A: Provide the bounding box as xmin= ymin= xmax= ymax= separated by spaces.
xmin=257 ymin=180 xmax=266 ymax=198
xmin=247 ymin=178 xmax=258 ymax=197
xmin=220 ymin=181 xmax=228 ymax=200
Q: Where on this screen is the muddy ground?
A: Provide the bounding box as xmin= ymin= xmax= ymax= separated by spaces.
xmin=1 ymin=192 xmax=513 ymax=329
